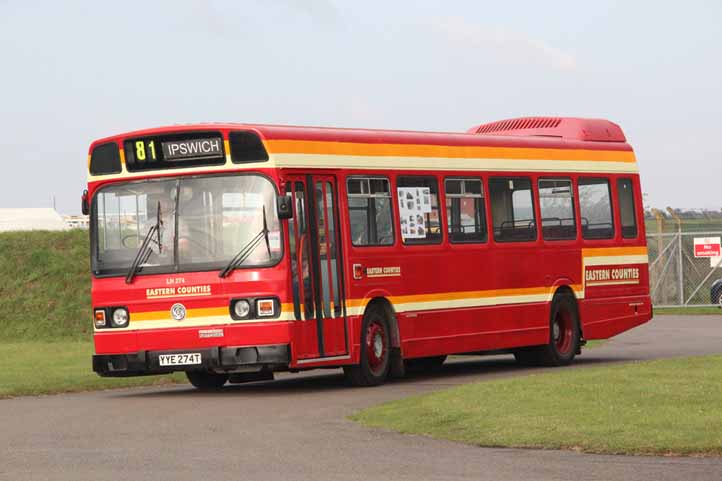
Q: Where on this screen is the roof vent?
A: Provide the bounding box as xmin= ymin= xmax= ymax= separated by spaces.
xmin=468 ymin=117 xmax=626 ymax=142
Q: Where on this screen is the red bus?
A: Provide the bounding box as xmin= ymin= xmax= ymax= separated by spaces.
xmin=87 ymin=117 xmax=651 ymax=388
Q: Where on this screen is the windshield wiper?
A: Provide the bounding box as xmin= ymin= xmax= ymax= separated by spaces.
xmin=125 ymin=201 xmax=163 ymax=284
xmin=219 ymin=207 xmax=271 ymax=278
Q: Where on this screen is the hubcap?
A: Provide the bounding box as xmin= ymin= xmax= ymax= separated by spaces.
xmin=373 ymin=333 xmax=383 ymax=358
xmin=365 ymin=320 xmax=387 ymax=375
xmin=554 ymin=310 xmax=573 ymax=355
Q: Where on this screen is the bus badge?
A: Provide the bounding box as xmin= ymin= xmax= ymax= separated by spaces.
xmin=170 ymin=303 xmax=187 ymax=321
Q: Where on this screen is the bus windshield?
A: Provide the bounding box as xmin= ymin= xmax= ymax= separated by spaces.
xmin=92 ymin=174 xmax=282 ymax=277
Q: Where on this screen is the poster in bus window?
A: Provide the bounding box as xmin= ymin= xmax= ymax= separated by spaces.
xmin=398 ymin=187 xmax=431 ymax=239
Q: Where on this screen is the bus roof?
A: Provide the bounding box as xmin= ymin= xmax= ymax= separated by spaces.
xmin=86 ymin=118 xmax=637 ymax=181
xmin=89 ymin=117 xmax=632 ymax=154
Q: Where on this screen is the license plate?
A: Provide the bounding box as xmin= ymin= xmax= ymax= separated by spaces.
xmin=158 ymin=353 xmax=202 ymax=367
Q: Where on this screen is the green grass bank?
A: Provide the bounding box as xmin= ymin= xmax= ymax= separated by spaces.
xmin=0 ymin=231 xmax=184 ymax=397
xmin=0 ymin=230 xmax=91 ymax=341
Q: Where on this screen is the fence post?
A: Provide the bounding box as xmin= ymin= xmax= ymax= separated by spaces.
xmin=667 ymin=208 xmax=684 ymax=305
xmin=651 ymin=209 xmax=666 ymax=304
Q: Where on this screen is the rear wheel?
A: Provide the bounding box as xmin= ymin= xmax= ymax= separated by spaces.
xmin=514 ymin=293 xmax=580 ymax=367
xmin=186 ymin=371 xmax=228 ymax=390
xmin=344 ymin=305 xmax=391 ymax=386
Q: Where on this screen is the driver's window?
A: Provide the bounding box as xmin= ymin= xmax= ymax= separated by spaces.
xmin=94 ymin=180 xmax=176 ymax=270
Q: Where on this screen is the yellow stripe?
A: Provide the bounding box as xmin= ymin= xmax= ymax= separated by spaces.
xmin=346 ymin=284 xmax=584 ymax=312
xmin=130 ymin=287 xmax=583 ymax=325
xmin=265 ymin=140 xmax=637 ymax=163
xmin=273 ymin=153 xmax=637 ymax=174
xmin=224 ymin=139 xmax=231 ymax=163
xmin=134 ymin=306 xmax=228 ymax=322
xmin=132 ymin=303 xmax=295 ymax=323
xmin=582 ymin=246 xmax=647 ymax=257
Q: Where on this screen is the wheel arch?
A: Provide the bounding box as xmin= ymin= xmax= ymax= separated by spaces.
xmin=551 ymin=284 xmax=583 ymax=339
xmin=362 ymin=296 xmax=400 ymax=349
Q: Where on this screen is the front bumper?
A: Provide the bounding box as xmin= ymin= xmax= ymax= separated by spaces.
xmin=93 ymin=344 xmax=290 ymax=377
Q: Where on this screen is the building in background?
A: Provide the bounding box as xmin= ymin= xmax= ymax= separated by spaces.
xmin=63 ymin=215 xmax=89 ymax=229
xmin=0 ymin=208 xmax=67 ymax=232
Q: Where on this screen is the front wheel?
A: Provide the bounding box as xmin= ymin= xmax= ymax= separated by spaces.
xmin=344 ymin=305 xmax=391 ymax=386
xmin=186 ymin=371 xmax=228 ymax=390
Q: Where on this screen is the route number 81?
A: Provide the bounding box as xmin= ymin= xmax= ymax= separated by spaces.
xmin=135 ymin=140 xmax=157 ymax=162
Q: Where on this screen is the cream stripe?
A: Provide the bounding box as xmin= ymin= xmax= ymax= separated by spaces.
xmin=297 ymin=355 xmax=351 ymax=364
xmin=272 ymin=153 xmax=638 ymax=174
xmin=394 ymin=293 xmax=551 ymax=312
xmin=87 ymin=160 xmax=246 ymax=182
xmin=89 ymin=151 xmax=639 ymax=181
xmin=584 ymin=254 xmax=648 ymax=266
xmin=346 ymin=289 xmax=578 ymax=317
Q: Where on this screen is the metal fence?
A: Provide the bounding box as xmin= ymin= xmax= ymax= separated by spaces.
xmin=647 ymin=231 xmax=722 ymax=307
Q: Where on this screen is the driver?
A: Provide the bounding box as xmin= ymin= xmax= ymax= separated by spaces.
xmin=147 ymin=188 xmax=175 ymax=260
xmin=177 ymin=184 xmax=206 ymax=261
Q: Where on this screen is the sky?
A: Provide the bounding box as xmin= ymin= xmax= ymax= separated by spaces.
xmin=1 ymin=0 xmax=721 ymax=214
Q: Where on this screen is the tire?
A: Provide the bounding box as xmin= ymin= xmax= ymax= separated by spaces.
xmin=514 ymin=293 xmax=580 ymax=367
xmin=344 ymin=305 xmax=391 ymax=386
xmin=186 ymin=371 xmax=229 ymax=390
xmin=404 ymin=355 xmax=447 ymax=373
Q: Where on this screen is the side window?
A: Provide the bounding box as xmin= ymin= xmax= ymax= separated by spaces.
xmin=539 ymin=178 xmax=576 ymax=241
xmin=578 ymin=178 xmax=614 ymax=240
xmin=445 ymin=178 xmax=487 ymax=243
xmin=489 ymin=177 xmax=537 ymax=242
xmin=617 ymin=178 xmax=638 ymax=239
xmin=397 ymin=176 xmax=442 ymax=244
xmin=346 ymin=177 xmax=394 ymax=246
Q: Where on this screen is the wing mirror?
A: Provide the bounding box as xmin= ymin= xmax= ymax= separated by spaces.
xmin=276 ymin=194 xmax=293 ymax=220
xmin=81 ymin=190 xmax=89 ymax=215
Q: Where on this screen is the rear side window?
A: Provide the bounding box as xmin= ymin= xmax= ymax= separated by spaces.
xmin=539 ymin=179 xmax=576 ymax=240
xmin=445 ymin=178 xmax=487 ymax=243
xmin=579 ymin=178 xmax=614 ymax=240
xmin=397 ymin=176 xmax=442 ymax=244
xmin=489 ymin=177 xmax=537 ymax=242
xmin=617 ymin=178 xmax=638 ymax=238
xmin=347 ymin=177 xmax=394 ymax=246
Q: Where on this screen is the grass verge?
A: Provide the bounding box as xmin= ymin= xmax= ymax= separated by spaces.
xmin=654 ymin=306 xmax=721 ymax=315
xmin=352 ymin=355 xmax=722 ymax=456
xmin=0 ymin=342 xmax=185 ymax=398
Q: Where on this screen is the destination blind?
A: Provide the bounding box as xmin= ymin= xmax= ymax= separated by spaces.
xmin=124 ymin=131 xmax=226 ymax=171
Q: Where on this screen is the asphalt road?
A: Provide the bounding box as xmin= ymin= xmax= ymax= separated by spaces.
xmin=3 ymin=315 xmax=722 ymax=481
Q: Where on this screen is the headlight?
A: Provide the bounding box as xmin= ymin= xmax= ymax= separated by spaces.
xmin=111 ymin=307 xmax=129 ymax=328
xmin=233 ymin=300 xmax=251 ymax=319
